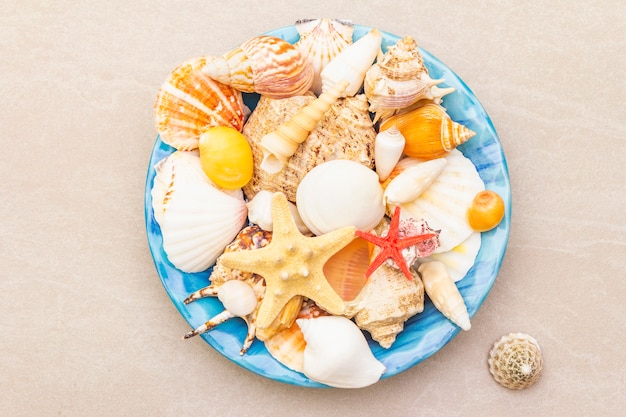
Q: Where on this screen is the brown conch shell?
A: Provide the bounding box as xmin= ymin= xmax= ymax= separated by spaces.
xmin=154 ymin=57 xmax=246 ymax=151
xmin=242 ymin=94 xmax=376 ymax=203
xmin=488 ymin=333 xmax=544 ymax=390
xmin=294 ymin=18 xmax=354 ymax=95
xmin=379 ymin=103 xmax=476 ymax=160
xmin=364 ymin=36 xmax=455 ymax=122
xmin=203 ymin=36 xmax=314 ymax=98
xmin=345 ymin=261 xmax=425 ymax=349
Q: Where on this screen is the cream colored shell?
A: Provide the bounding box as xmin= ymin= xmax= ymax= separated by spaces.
xmin=242 ymin=94 xmax=376 ymax=203
xmin=488 ymin=333 xmax=544 ymax=390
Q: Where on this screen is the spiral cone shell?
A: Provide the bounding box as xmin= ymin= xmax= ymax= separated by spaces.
xmin=417 ymin=261 xmax=471 ymax=330
xmin=203 ymin=36 xmax=314 ymax=98
xmin=259 ymin=79 xmax=349 ymax=174
xmin=294 ymin=18 xmax=354 ymax=95
xmin=488 ymin=333 xmax=543 ymax=390
xmin=154 ymin=57 xmax=246 ymax=151
xmin=321 ymin=28 xmax=382 ymax=97
xmin=380 ymin=103 xmax=476 ymax=160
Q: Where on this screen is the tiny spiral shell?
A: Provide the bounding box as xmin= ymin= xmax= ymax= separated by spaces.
xmin=488 ymin=333 xmax=544 ymax=390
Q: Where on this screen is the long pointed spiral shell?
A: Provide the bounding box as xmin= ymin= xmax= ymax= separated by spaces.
xmin=417 ymin=261 xmax=471 ymax=330
xmin=321 ymin=28 xmax=382 ymax=97
xmin=294 ymin=18 xmax=354 ymax=95
xmin=203 ymin=36 xmax=314 ymax=98
xmin=488 ymin=333 xmax=544 ymax=390
xmin=259 ymin=79 xmax=349 ymax=173
xmin=380 ymin=103 xmax=476 ymax=160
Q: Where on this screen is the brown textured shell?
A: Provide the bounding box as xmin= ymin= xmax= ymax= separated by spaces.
xmin=242 ymin=94 xmax=376 ymax=202
xmin=488 ymin=332 xmax=544 ymax=390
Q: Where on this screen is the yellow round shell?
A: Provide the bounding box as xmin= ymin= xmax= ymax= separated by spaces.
xmin=199 ymin=126 xmax=254 ymax=190
xmin=488 ymin=332 xmax=544 ymax=390
xmin=467 ymin=190 xmax=505 ymax=232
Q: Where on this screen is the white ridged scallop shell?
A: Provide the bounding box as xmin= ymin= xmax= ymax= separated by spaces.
xmin=418 ymin=232 xmax=481 ymax=282
xmin=320 ymin=28 xmax=382 ymax=97
xmin=298 ymin=316 xmax=386 ymax=388
xmin=151 ymin=151 xmax=248 ymax=272
xmin=296 ymin=160 xmax=385 ymax=235
xmin=294 ymin=18 xmax=354 ymax=95
xmin=389 ymin=150 xmax=485 ymax=253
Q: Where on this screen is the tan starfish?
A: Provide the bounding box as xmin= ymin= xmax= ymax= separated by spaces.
xmin=219 ymin=192 xmax=356 ymax=331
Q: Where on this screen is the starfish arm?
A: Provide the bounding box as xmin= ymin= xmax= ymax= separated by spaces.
xmin=256 ymin=287 xmax=292 ymax=330
xmin=396 ymin=233 xmax=438 ymax=249
xmin=364 ymin=249 xmax=391 ymax=278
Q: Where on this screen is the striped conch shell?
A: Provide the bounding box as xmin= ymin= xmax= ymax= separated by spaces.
xmin=294 ymin=18 xmax=354 ymax=95
xmin=259 ymin=79 xmax=349 ymax=174
xmin=154 ymin=57 xmax=246 ymax=151
xmin=417 ymin=261 xmax=471 ymax=330
xmin=365 ymin=36 xmax=455 ymax=122
xmin=320 ymin=28 xmax=382 ymax=97
xmin=380 ymin=103 xmax=476 ymax=160
xmin=203 ymin=35 xmax=314 ymax=98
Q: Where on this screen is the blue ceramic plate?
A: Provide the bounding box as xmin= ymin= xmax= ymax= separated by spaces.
xmin=145 ymin=24 xmax=511 ymax=387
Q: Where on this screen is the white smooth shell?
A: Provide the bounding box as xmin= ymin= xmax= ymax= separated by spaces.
xmin=247 ymin=190 xmax=312 ymax=235
xmin=297 ymin=316 xmax=385 ymax=388
xmin=217 ymin=280 xmax=258 ymax=317
xmin=383 ymin=157 xmax=447 ymax=205
xmin=296 ymin=160 xmax=385 ymax=235
xmin=374 ymin=126 xmax=405 ymax=181
xmin=151 ymin=151 xmax=248 ymax=272
xmin=393 ymin=150 xmax=485 ymax=252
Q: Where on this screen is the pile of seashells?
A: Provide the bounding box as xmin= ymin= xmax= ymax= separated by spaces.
xmin=150 ymin=18 xmax=505 ymax=388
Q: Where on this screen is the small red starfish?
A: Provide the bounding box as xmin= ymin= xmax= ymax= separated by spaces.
xmin=356 ymin=206 xmax=437 ymax=280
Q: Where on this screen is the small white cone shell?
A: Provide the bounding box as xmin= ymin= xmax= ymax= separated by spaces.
xmin=297 ymin=316 xmax=385 ymax=388
xmin=374 ymin=127 xmax=405 ymax=181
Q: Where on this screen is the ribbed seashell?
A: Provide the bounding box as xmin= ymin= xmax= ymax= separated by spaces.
xmin=374 ymin=126 xmax=405 ymax=181
xmin=150 ymin=151 xmax=248 ymax=273
xmin=258 ymin=79 xmax=349 ymax=174
xmin=154 ymin=57 xmax=246 ymax=151
xmin=488 ymin=333 xmax=544 ymax=390
xmin=246 ymin=189 xmax=312 ymax=236
xmin=364 ymin=36 xmax=455 ymax=122
xmin=389 ymin=150 xmax=485 ymax=253
xmin=418 ymin=232 xmax=481 ymax=282
xmin=294 ymin=18 xmax=354 ymax=95
xmin=320 ymin=28 xmax=382 ymax=97
xmin=417 ymin=261 xmax=471 ymax=331
xmin=203 ymin=36 xmax=314 ymax=98
xmin=323 ymin=237 xmax=370 ymax=301
xmin=382 ymin=157 xmax=447 ymax=205
xmin=296 ymin=159 xmax=385 ymax=235
xmin=380 ymin=103 xmax=476 ymax=160
xmin=242 ymin=94 xmax=376 ymax=202
xmin=297 ymin=316 xmax=386 ymax=388
xmin=345 ymin=262 xmax=425 ymax=349
xmin=182 ymin=225 xmax=270 ymax=354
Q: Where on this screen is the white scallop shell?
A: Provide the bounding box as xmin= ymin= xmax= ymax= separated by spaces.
xmin=294 ymin=18 xmax=354 ymax=95
xmin=418 ymin=232 xmax=481 ymax=282
xmin=320 ymin=28 xmax=382 ymax=97
xmin=389 ymin=150 xmax=485 ymax=253
xmin=297 ymin=316 xmax=386 ymax=388
xmin=151 ymin=151 xmax=248 ymax=272
xmin=296 ymin=160 xmax=385 ymax=235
